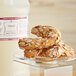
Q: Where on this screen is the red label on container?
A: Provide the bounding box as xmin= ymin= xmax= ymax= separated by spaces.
xmin=0 ymin=17 xmax=28 ymax=40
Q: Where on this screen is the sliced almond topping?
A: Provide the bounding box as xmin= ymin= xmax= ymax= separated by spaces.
xmin=50 ymin=48 xmax=54 ymax=51
xmin=53 ymin=51 xmax=57 ymax=56
xmin=39 ymin=28 xmax=43 ymax=32
xmin=20 ymin=42 xmax=25 ymax=45
xmin=27 ymin=40 xmax=32 ymax=42
xmin=58 ymin=47 xmax=62 ymax=55
xmin=35 ymin=45 xmax=38 ymax=47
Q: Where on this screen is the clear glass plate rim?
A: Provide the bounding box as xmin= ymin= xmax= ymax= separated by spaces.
xmin=14 ymin=51 xmax=76 ymax=63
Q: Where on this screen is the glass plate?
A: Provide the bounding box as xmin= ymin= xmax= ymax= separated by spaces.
xmin=14 ymin=51 xmax=76 ymax=67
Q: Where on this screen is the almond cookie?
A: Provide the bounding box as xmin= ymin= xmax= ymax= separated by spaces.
xmin=38 ymin=45 xmax=64 ymax=58
xmin=39 ymin=42 xmax=74 ymax=58
xmin=24 ymin=43 xmax=74 ymax=58
xmin=57 ymin=41 xmax=74 ymax=57
xmin=31 ymin=25 xmax=61 ymax=40
xmin=24 ymin=49 xmax=42 ymax=58
xmin=19 ymin=38 xmax=57 ymax=50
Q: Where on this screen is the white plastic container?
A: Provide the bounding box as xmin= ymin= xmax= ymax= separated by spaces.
xmin=0 ymin=0 xmax=30 ymax=76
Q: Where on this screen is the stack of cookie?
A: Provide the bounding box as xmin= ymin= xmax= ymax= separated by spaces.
xmin=19 ymin=25 xmax=74 ymax=58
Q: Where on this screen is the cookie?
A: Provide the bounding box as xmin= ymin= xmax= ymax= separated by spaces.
xmin=57 ymin=41 xmax=74 ymax=57
xmin=31 ymin=25 xmax=61 ymax=39
xmin=24 ymin=49 xmax=42 ymax=58
xmin=39 ymin=41 xmax=74 ymax=58
xmin=19 ymin=38 xmax=57 ymax=50
xmin=39 ymin=45 xmax=64 ymax=58
xmin=24 ymin=42 xmax=74 ymax=58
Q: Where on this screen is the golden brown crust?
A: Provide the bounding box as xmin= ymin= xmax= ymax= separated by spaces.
xmin=31 ymin=25 xmax=61 ymax=39
xmin=24 ymin=49 xmax=42 ymax=58
xmin=38 ymin=45 xmax=65 ymax=58
xmin=45 ymin=41 xmax=74 ymax=58
xmin=19 ymin=38 xmax=57 ymax=50
xmin=57 ymin=41 xmax=74 ymax=57
xmin=19 ymin=25 xmax=74 ymax=59
xmin=19 ymin=25 xmax=61 ymax=50
xmin=24 ymin=42 xmax=74 ymax=58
